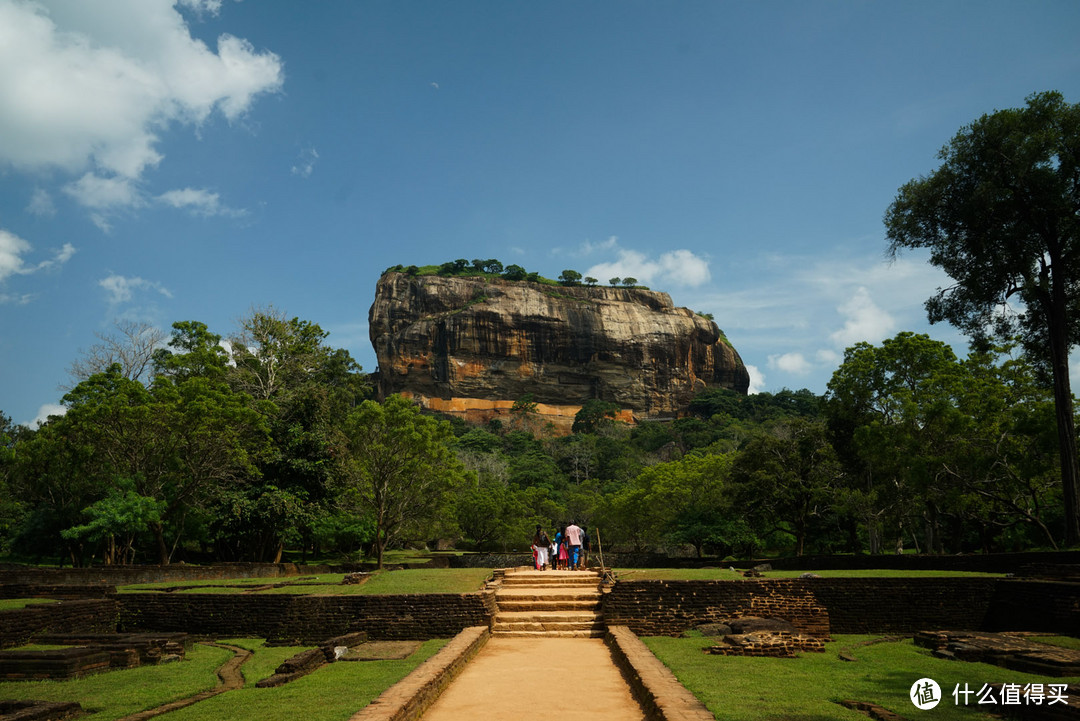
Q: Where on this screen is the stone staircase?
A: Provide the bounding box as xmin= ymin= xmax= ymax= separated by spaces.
xmin=492 ymin=569 xmax=605 ymax=638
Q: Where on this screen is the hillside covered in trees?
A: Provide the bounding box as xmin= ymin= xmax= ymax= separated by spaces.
xmin=0 ymin=305 xmax=1072 ymax=565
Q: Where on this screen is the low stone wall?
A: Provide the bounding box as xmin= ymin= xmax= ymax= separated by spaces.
xmin=0 ymin=562 xmax=342 ymax=587
xmin=605 ymin=626 xmax=713 ymax=721
xmin=348 ymin=626 xmax=490 ymax=721
xmin=604 ymin=580 xmax=830 ymax=637
xmin=0 ymin=600 xmax=119 ymax=649
xmin=604 ymin=578 xmax=1004 ymax=636
xmin=985 ymin=580 xmax=1080 ymax=636
xmin=807 ymin=577 xmax=999 ymax=634
xmin=737 ymin=550 xmax=1080 ymax=574
xmin=0 ymin=584 xmax=116 ymax=600
xmin=118 ymin=592 xmax=496 ymax=643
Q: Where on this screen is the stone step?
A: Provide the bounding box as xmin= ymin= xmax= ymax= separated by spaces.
xmin=494 ymin=611 xmax=601 ymax=624
xmin=495 ymin=599 xmax=602 ymax=613
xmin=496 ymin=589 xmax=601 ymax=601
xmin=493 ymin=619 xmax=604 ymax=632
xmin=501 ymin=576 xmax=601 ymax=587
xmin=491 ymin=629 xmax=606 ymax=638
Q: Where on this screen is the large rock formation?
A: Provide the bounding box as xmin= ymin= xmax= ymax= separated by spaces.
xmin=369 ymin=272 xmax=749 ymax=428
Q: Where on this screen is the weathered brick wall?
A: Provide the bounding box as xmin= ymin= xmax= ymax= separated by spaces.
xmin=737 ymin=550 xmax=1080 ymax=574
xmin=603 ymin=580 xmax=831 ymax=637
xmin=0 ymin=584 xmax=116 ymax=600
xmin=118 ymin=592 xmax=495 ymax=643
xmin=0 ymin=600 xmax=119 ymax=649
xmin=0 ymin=563 xmax=341 ymax=587
xmin=806 ymin=578 xmax=998 ymax=633
xmin=985 ymin=580 xmax=1080 ymax=636
xmin=604 ymin=578 xmax=1004 ymax=636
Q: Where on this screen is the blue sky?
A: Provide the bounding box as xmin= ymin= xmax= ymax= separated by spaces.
xmin=2 ymin=0 xmax=1080 ymax=426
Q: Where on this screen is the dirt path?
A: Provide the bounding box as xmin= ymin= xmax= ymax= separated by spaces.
xmin=420 ymin=637 xmax=644 ymax=721
xmin=116 ymin=642 xmax=251 ymax=721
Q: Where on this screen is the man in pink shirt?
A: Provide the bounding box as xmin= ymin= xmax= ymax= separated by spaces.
xmin=565 ymin=520 xmax=584 ymax=570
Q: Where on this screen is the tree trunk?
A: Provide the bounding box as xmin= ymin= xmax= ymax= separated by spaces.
xmin=1047 ymin=289 xmax=1080 ymax=546
xmin=272 ymin=543 xmax=283 ymax=564
xmin=150 ymin=522 xmax=170 ymax=565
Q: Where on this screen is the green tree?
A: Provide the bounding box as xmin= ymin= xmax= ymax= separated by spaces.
xmin=584 ymin=276 xmax=598 ymax=286
xmin=608 ymin=277 xmax=621 ymax=287
xmin=731 ymin=418 xmax=841 ymax=556
xmin=558 ymin=269 xmax=583 ymax=286
xmin=502 ymin=264 xmax=528 ymax=281
xmin=621 ymin=277 xmax=637 ymax=287
xmin=826 ymin=333 xmax=968 ymax=553
xmin=884 ymin=91 xmax=1080 ymax=544
xmin=61 ymin=481 xmax=165 ymax=565
xmin=572 ymin=399 xmax=620 ymax=435
xmin=338 ymin=395 xmax=468 ymax=568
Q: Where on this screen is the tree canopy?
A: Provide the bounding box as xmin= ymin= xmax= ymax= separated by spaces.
xmin=885 ymin=90 xmax=1080 ymax=544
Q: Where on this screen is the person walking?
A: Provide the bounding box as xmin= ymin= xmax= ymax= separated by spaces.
xmin=531 ymin=525 xmax=550 ymax=570
xmin=565 ymin=520 xmax=583 ymax=570
xmin=555 ymin=526 xmax=569 ymax=570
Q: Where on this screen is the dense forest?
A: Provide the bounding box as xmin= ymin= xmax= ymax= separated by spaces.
xmin=0 ymin=307 xmax=1073 ymax=567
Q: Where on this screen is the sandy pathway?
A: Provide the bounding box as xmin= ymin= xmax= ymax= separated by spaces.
xmin=421 ymin=637 xmax=644 ymax=721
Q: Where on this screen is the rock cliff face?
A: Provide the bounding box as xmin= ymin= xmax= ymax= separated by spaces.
xmin=369 ymin=272 xmax=749 ymax=425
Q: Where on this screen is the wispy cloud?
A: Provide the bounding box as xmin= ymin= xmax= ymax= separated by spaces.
xmin=99 ymin=274 xmax=173 ymax=306
xmin=26 ymin=188 xmax=56 ymax=217
xmin=157 ymin=188 xmax=245 ymax=217
xmin=291 ymin=147 xmax=319 ymax=178
xmin=0 ymin=229 xmax=75 ymax=290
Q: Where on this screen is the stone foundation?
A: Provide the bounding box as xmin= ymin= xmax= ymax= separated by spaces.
xmin=0 ymin=600 xmax=119 ymax=650
xmin=118 ymin=592 xmax=496 ymax=643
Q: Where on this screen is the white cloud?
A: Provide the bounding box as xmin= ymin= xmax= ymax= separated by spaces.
xmin=0 ymin=229 xmax=32 ymax=282
xmin=99 ymin=273 xmax=173 ymax=305
xmin=157 ymin=187 xmax=244 ymax=217
xmin=26 ymin=188 xmax=56 ymax=217
xmin=64 ymin=173 xmax=142 ymax=210
xmin=0 ymin=292 xmax=34 ymax=305
xmin=769 ymin=352 xmax=811 ymax=375
xmin=291 ymin=147 xmax=319 ymax=178
xmin=579 ymin=235 xmax=618 ymax=255
xmin=24 ymin=403 xmax=66 ymax=428
xmin=0 ymin=0 xmax=283 ymax=219
xmin=746 ymin=364 xmax=766 ymax=395
xmin=0 ymin=228 xmax=75 ymax=284
xmin=585 ymin=245 xmax=711 ymax=288
xmin=829 ymin=286 xmax=897 ymax=348
xmin=176 ymin=0 xmax=222 ymax=18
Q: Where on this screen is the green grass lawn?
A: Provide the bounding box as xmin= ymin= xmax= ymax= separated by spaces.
xmin=643 ymin=634 xmax=1079 ymax=720
xmin=614 ymin=568 xmax=1005 ymax=581
xmin=118 ymin=568 xmax=492 ymax=595
xmin=162 ymin=638 xmax=448 ymax=721
xmin=213 ymin=638 xmax=316 ymax=685
xmin=0 ymin=637 xmax=446 ymax=721
xmin=1030 ymin=636 xmax=1080 ymax=651
xmin=0 ymin=598 xmax=58 ymax=611
xmin=0 ymin=642 xmax=233 ymax=721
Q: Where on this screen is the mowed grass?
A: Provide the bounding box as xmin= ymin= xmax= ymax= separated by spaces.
xmin=0 ymin=642 xmax=233 ymax=721
xmin=643 ymin=634 xmax=1079 ymax=720
xmin=614 ymin=568 xmax=1005 ymax=581
xmin=0 ymin=638 xmax=446 ymax=721
xmin=213 ymin=638 xmax=316 ymax=685
xmin=0 ymin=598 xmax=58 ymax=610
xmin=118 ymin=568 xmax=493 ymax=595
xmin=163 ymin=638 xmax=448 ymax=721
